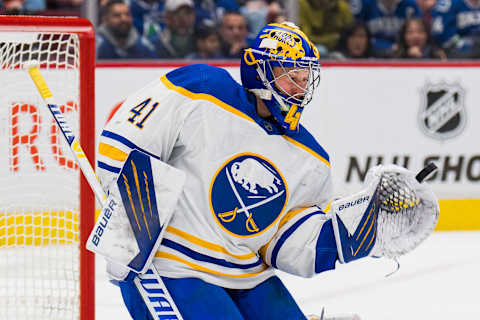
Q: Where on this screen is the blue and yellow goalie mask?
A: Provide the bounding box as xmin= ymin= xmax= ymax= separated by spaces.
xmin=241 ymin=22 xmax=321 ymax=133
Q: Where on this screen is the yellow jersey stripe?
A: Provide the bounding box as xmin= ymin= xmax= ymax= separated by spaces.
xmin=166 ymin=226 xmax=256 ymax=260
xmin=259 ymin=207 xmax=309 ymax=259
xmin=160 ymin=75 xmax=256 ymax=124
xmin=155 ymin=251 xmax=268 ymax=278
xmin=259 ymin=238 xmax=272 ymax=261
xmin=98 ymin=142 xmax=128 ymax=162
xmin=277 ymin=207 xmax=310 ymax=231
xmin=282 ymin=135 xmax=330 ymax=168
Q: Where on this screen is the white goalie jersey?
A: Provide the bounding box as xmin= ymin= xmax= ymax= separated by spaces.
xmin=97 ymin=64 xmax=336 ymax=289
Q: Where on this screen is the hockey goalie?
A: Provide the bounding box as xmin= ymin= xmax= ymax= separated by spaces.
xmin=89 ymin=22 xmax=440 ymax=320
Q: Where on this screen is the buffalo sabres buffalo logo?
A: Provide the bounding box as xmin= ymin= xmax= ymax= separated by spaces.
xmin=418 ymin=82 xmax=466 ymax=141
xmin=209 ymin=153 xmax=288 ymax=237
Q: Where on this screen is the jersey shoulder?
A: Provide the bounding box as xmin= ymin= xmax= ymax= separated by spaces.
xmin=163 ymin=64 xmax=256 ymax=120
xmin=287 ymin=126 xmax=331 ymax=168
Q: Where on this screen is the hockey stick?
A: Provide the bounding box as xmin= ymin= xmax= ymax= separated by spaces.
xmin=415 ymin=162 xmax=437 ymax=183
xmin=26 ymin=62 xmax=183 ymax=320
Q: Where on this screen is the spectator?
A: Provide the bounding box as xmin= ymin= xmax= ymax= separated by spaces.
xmin=416 ymin=0 xmax=436 ymax=28
xmin=150 ymin=0 xmax=196 ymax=58
xmin=0 ymin=0 xmax=29 ymax=14
xmin=128 ymin=0 xmax=165 ymax=38
xmin=329 ymin=22 xmax=373 ymax=59
xmin=47 ymin=0 xmax=83 ymax=10
xmin=266 ymin=1 xmax=286 ymax=24
xmin=21 ymin=0 xmax=46 ymax=11
xmin=431 ymin=0 xmax=480 ymax=58
xmin=195 ymin=0 xmax=240 ymax=27
xmin=186 ymin=24 xmax=223 ymax=59
xmin=299 ymin=0 xmax=353 ymax=55
xmin=1 ymin=0 xmax=56 ymax=14
xmin=127 ymin=0 xmax=231 ymax=39
xmin=240 ymin=1 xmax=285 ymax=37
xmin=96 ymin=0 xmax=157 ymax=59
xmin=194 ymin=0 xmax=218 ymax=27
xmin=394 ymin=17 xmax=446 ymax=59
xmin=350 ymin=0 xmax=421 ymax=57
xmin=240 ymin=0 xmax=269 ymax=37
xmin=218 ymin=11 xmax=250 ymax=58
xmin=215 ymin=0 xmax=240 ymax=13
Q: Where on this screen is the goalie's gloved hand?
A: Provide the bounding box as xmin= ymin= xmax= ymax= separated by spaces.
xmin=367 ymin=164 xmax=439 ymax=259
xmin=330 ymin=170 xmax=382 ymax=263
xmin=331 ymin=164 xmax=440 ymax=264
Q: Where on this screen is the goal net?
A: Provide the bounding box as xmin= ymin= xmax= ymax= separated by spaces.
xmin=0 ymin=16 xmax=95 ymax=320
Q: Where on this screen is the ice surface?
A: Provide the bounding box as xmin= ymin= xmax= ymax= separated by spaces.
xmin=95 ymin=231 xmax=480 ymax=320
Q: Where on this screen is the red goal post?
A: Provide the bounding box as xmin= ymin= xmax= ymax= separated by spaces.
xmin=0 ymin=16 xmax=95 ymax=320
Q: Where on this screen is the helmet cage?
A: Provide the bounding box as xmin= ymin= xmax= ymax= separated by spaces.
xmin=256 ymin=54 xmax=321 ymax=112
xmin=246 ymin=48 xmax=320 ymax=128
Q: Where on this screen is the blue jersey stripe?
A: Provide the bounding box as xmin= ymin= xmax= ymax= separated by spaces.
xmin=97 ymin=161 xmax=121 ymax=173
xmin=101 ymin=130 xmax=161 ymax=160
xmin=270 ymin=211 xmax=321 ymax=269
xmin=161 ymin=238 xmax=263 ymax=270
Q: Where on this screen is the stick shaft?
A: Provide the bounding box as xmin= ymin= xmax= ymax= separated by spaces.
xmin=28 ymin=66 xmax=107 ymax=205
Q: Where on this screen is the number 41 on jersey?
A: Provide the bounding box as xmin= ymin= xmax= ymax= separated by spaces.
xmin=128 ymin=98 xmax=158 ymax=129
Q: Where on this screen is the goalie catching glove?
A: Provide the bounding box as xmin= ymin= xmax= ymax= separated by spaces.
xmin=331 ymin=164 xmax=439 ymax=263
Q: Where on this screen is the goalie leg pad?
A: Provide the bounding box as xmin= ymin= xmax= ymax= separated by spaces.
xmin=133 ymin=267 xmax=184 ymax=320
xmin=121 ymin=275 xmax=246 ymax=320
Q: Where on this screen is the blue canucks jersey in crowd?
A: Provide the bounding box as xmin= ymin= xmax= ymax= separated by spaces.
xmin=432 ymin=0 xmax=480 ymax=53
xmin=195 ymin=0 xmax=240 ymax=26
xmin=128 ymin=0 xmax=165 ymax=38
xmin=350 ymin=0 xmax=421 ymax=54
xmin=128 ymin=0 xmax=240 ymax=39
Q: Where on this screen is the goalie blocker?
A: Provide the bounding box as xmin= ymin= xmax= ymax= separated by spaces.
xmin=331 ymin=164 xmax=439 ymax=263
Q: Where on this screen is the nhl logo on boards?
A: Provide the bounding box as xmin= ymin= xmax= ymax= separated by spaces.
xmin=209 ymin=153 xmax=288 ymax=238
xmin=418 ymin=82 xmax=466 ymax=141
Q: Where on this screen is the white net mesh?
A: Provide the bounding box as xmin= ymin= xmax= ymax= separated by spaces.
xmin=0 ymin=32 xmax=81 ymax=320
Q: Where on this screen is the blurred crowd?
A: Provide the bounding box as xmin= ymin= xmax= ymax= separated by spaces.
xmin=0 ymin=0 xmax=83 ymax=15
xmin=2 ymin=0 xmax=480 ymax=60
xmin=95 ymin=0 xmax=286 ymax=60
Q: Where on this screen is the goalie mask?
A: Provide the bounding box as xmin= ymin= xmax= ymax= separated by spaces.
xmin=241 ymin=22 xmax=321 ymax=133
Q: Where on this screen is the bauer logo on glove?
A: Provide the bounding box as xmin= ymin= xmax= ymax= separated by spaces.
xmin=331 ymin=176 xmax=381 ymax=263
